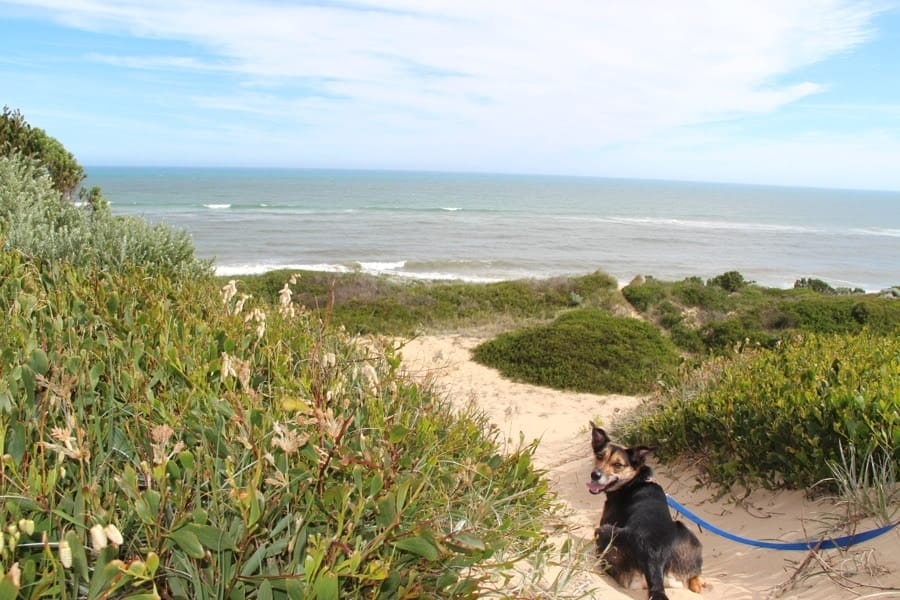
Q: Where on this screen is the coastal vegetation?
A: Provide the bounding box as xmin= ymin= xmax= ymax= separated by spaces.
xmin=1 ymin=110 xmax=553 ymax=598
xmin=233 ymin=269 xmax=898 ymax=492
xmin=0 ymin=152 xmax=211 ymax=279
xmin=0 ymin=253 xmax=551 ymax=598
xmin=227 ymin=267 xmax=620 ymax=336
xmin=1 ymin=108 xmax=897 ymax=596
xmin=1 ymin=106 xmax=84 ymax=199
xmin=620 ymin=331 xmax=900 ymax=488
xmin=471 ymin=310 xmax=680 ymax=395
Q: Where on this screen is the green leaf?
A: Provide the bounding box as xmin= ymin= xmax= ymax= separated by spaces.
xmin=284 ymin=578 xmax=303 ymax=598
xmin=133 ymin=497 xmax=155 ymax=525
xmin=448 ymin=532 xmax=485 ymax=553
xmin=28 ymin=348 xmax=49 ymax=375
xmin=186 ymin=523 xmax=236 ymax=552
xmin=145 ymin=552 xmax=160 ymax=576
xmin=368 ymin=471 xmax=383 ymax=497
xmin=87 ymin=548 xmax=124 ymax=599
xmin=375 ymin=495 xmax=396 ymax=529
xmin=169 ymin=527 xmax=205 ymax=559
xmin=0 ymin=577 xmax=19 ymax=600
xmin=311 ymin=570 xmax=339 ymax=600
xmin=392 ymin=534 xmax=439 ymax=561
xmin=248 ymin=489 xmax=262 ymax=528
xmin=239 ymin=544 xmax=267 ymax=577
xmin=5 ymin=422 xmax=26 ymax=465
xmin=388 ymin=425 xmax=407 ymax=444
xmin=257 ymin=580 xmax=273 ymax=600
xmin=66 ymin=530 xmax=89 ymax=582
xmin=0 ymin=389 xmax=12 ymax=413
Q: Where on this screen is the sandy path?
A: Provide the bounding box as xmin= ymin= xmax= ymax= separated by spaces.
xmin=399 ymin=333 xmax=900 ymax=600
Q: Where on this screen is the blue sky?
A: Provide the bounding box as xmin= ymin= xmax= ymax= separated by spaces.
xmin=2 ymin=1 xmax=900 ymax=190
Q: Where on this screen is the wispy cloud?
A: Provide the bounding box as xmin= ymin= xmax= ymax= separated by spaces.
xmin=84 ymin=52 xmax=225 ymax=71
xmin=3 ymin=0 xmax=897 ymax=187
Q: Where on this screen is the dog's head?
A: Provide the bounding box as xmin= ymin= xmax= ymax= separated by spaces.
xmin=586 ymin=422 xmax=655 ymax=495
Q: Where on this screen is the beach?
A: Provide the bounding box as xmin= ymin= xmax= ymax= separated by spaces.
xmin=400 ymin=333 xmax=900 ymax=600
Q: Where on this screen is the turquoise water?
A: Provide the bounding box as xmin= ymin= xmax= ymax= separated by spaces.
xmin=85 ymin=167 xmax=900 ymax=291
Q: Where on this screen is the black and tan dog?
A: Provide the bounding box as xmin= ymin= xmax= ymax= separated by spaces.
xmin=587 ymin=423 xmax=703 ymax=600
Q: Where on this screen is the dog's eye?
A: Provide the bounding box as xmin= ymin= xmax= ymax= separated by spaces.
xmin=612 ymin=462 xmax=624 ymax=471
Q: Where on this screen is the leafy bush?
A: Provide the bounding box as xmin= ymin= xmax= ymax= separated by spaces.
xmin=773 ymin=296 xmax=900 ymax=335
xmin=472 ymin=309 xmax=680 ymax=394
xmin=622 ymin=331 xmax=900 ymax=488
xmin=0 ymin=154 xmax=211 ymax=278
xmin=621 ymin=277 xmax=666 ymax=312
xmin=707 ymin=270 xmax=746 ymax=292
xmin=657 ymin=301 xmax=684 ymax=329
xmin=700 ymin=317 xmax=775 ymax=351
xmin=671 ymin=278 xmax=728 ymax=310
xmin=616 ymin=273 xmax=900 ymax=357
xmin=794 ymin=277 xmax=836 ymax=294
xmin=0 ymin=253 xmax=552 ymax=598
xmin=669 ymin=323 xmax=705 ymax=354
xmin=1 ymin=106 xmax=84 ymax=197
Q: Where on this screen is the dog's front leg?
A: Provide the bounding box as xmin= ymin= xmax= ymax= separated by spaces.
xmin=596 ymin=524 xmax=638 ymax=589
xmin=645 ymin=559 xmax=669 ymax=600
xmin=596 ymin=523 xmax=617 ymax=552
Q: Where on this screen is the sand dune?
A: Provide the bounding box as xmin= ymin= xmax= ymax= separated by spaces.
xmin=400 ymin=333 xmax=900 ymax=600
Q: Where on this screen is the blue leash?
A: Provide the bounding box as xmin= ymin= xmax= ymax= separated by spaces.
xmin=666 ymin=495 xmax=899 ymax=551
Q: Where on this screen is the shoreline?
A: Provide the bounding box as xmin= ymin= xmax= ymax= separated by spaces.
xmin=400 ymin=333 xmax=900 ymax=599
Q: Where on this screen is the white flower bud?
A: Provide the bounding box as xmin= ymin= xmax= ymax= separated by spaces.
xmin=18 ymin=519 xmax=35 ymax=536
xmin=104 ymin=524 xmax=124 ymax=547
xmin=58 ymin=539 xmax=72 ymax=568
xmin=90 ymin=524 xmax=108 ymax=551
xmin=8 ymin=562 xmax=20 ymax=588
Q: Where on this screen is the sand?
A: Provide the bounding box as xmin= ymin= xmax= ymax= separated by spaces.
xmin=399 ymin=333 xmax=900 ymax=600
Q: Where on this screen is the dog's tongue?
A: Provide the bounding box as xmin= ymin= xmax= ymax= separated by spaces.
xmin=586 ymin=481 xmax=606 ymax=495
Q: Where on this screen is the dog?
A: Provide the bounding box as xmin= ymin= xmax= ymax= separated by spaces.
xmin=587 ymin=423 xmax=703 ymax=600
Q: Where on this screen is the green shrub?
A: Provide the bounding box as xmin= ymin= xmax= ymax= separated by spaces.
xmin=1 ymin=106 xmax=84 ymax=197
xmin=777 ymin=296 xmax=865 ymax=334
xmin=848 ymin=298 xmax=900 ymax=334
xmin=0 ymin=154 xmax=211 ymax=278
xmin=669 ymin=323 xmax=705 ymax=354
xmin=657 ymin=301 xmax=684 ymax=329
xmin=0 ymin=253 xmax=552 ymax=598
xmin=621 ymin=277 xmax=667 ymax=312
xmin=671 ymin=278 xmax=728 ymax=310
xmin=622 ymin=331 xmax=900 ymax=488
xmin=707 ymin=270 xmax=746 ymax=292
xmin=701 ymin=318 xmax=775 ymax=351
xmin=472 ymin=309 xmax=680 ymax=394
xmin=794 ymin=277 xmax=836 ymax=294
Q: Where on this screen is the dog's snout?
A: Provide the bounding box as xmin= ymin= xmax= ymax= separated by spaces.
xmin=591 ymin=470 xmax=602 ymax=482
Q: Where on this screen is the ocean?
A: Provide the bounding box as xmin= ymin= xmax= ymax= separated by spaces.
xmin=84 ymin=167 xmax=900 ymax=292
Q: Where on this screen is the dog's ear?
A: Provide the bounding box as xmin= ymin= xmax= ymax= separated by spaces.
xmin=591 ymin=424 xmax=610 ymax=453
xmin=627 ymin=445 xmax=656 ymax=465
